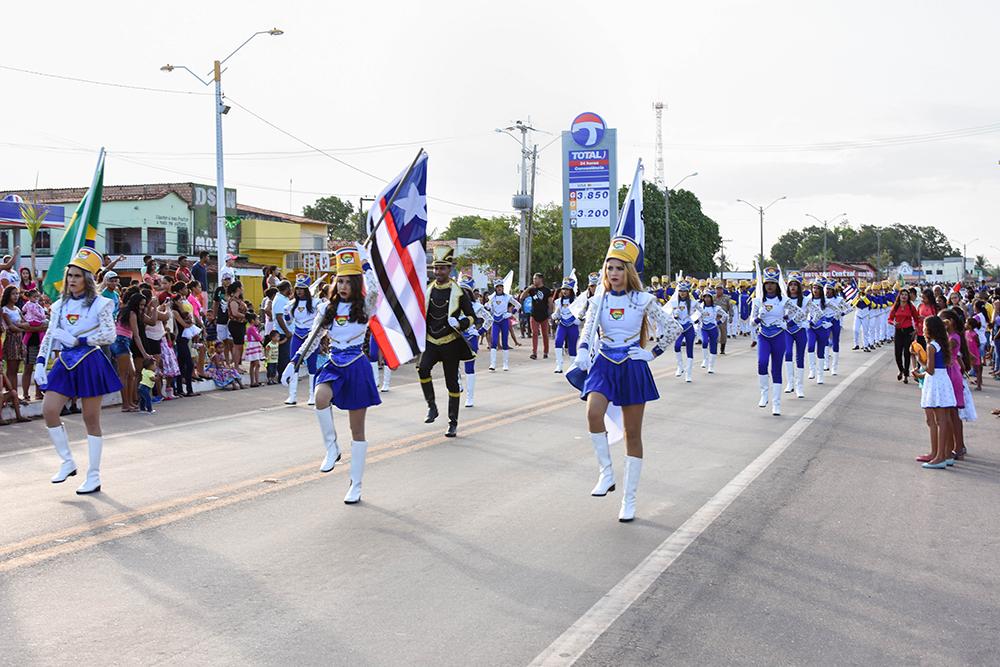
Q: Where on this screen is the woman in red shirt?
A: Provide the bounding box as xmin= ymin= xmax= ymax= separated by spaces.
xmin=889 ymin=288 xmax=920 ymax=382
xmin=915 ymin=288 xmax=936 ymax=347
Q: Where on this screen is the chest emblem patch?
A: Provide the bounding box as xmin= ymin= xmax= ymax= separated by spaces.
xmin=66 ymin=313 xmax=80 ymax=325
xmin=609 ymin=308 xmax=624 ymax=320
xmin=335 ymin=315 xmax=348 ymax=326
xmin=764 ymin=304 xmax=773 ymax=312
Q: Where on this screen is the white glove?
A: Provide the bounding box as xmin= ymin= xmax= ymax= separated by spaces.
xmin=50 ymin=328 xmax=79 ymax=347
xmin=627 ymin=347 xmax=655 ymax=362
xmin=575 ymin=351 xmax=592 ymax=372
xmin=447 ymin=316 xmax=460 ymax=329
xmin=280 ymin=362 xmax=297 ymax=386
xmin=33 ymin=362 xmax=48 ymax=387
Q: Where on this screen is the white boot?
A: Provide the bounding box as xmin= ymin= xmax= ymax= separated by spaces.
xmin=48 ymin=424 xmax=77 ymax=483
xmin=306 ymin=374 xmax=317 ymax=405
xmin=831 ymin=352 xmax=839 ymax=376
xmin=701 ymin=348 xmax=708 ymax=368
xmin=758 ymin=374 xmax=769 ymax=407
xmin=684 ymin=358 xmax=693 ymax=383
xmin=380 ymin=368 xmax=392 ymax=392
xmin=807 ymin=353 xmax=816 ymax=379
xmin=554 ymin=348 xmax=564 ymax=373
xmin=502 ymin=349 xmax=510 ymax=371
xmin=816 ymin=361 xmax=825 ymax=385
xmin=590 ymin=432 xmax=616 ymax=496
xmin=465 ymin=374 xmax=476 ymax=407
xmin=316 ymin=408 xmax=341 ymax=473
xmin=707 ymin=354 xmax=716 ymax=374
xmin=370 ymin=361 xmax=379 ymax=388
xmin=823 ymin=356 xmax=830 ymax=371
xmin=618 ymin=456 xmax=643 ymax=522
xmin=675 ymin=351 xmax=684 ymax=377
xmin=795 ymin=368 xmax=805 ymax=398
xmin=784 ymin=361 xmax=794 ymax=393
xmin=771 ymin=383 xmax=782 ymax=416
xmin=489 ymin=348 xmax=497 ymax=371
xmin=285 ymin=373 xmax=299 ymax=404
xmin=343 ymin=440 xmax=368 ymax=504
xmin=76 ymin=435 xmax=103 ymax=494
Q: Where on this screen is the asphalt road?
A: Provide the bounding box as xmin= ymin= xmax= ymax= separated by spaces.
xmin=1 ymin=326 xmax=996 ymax=666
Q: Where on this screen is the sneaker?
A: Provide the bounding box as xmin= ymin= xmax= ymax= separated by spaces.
xmin=152 ymin=396 xmax=164 ymax=404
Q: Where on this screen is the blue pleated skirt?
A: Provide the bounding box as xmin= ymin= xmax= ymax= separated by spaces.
xmin=315 ymin=347 xmax=382 ymax=411
xmin=45 ymin=347 xmax=123 ymax=398
xmin=581 ymin=346 xmax=659 ymax=406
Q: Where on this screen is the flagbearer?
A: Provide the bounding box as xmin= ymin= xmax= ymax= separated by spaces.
xmin=419 ymin=247 xmax=481 ymax=437
xmin=282 ymin=244 xmax=381 ymax=503
xmin=35 ymin=248 xmax=123 ymax=494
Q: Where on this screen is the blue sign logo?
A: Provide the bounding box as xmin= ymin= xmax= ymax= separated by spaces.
xmin=571 ymin=112 xmax=606 ymax=147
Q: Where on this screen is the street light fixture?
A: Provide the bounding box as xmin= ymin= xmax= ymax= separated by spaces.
xmin=804 ymin=212 xmax=847 ymax=274
xmin=951 ymin=237 xmax=979 ymax=281
xmin=664 ymin=172 xmax=698 ymax=279
xmin=161 ymin=28 xmax=283 ymax=276
xmin=737 ymin=196 xmax=786 ymax=268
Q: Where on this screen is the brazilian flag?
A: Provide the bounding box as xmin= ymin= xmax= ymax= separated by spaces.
xmin=43 ymin=149 xmax=105 ymax=299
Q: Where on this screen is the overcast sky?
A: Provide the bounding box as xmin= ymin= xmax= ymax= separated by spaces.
xmin=3 ymin=0 xmax=998 ymax=268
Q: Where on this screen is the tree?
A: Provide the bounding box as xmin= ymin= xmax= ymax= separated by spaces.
xmin=629 ymin=183 xmax=721 ymax=277
xmin=974 ymin=254 xmax=989 ymax=274
xmin=302 ymin=196 xmax=356 ymax=240
xmin=18 ymin=197 xmax=48 ymax=279
xmin=769 ymin=222 xmax=960 ymax=269
xmin=436 ymin=215 xmax=485 ymax=241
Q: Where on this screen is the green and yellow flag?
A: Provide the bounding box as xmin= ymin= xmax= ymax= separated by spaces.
xmin=43 ymin=148 xmax=105 ymax=299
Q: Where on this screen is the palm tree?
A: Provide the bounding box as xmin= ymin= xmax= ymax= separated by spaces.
xmin=974 ymin=254 xmax=989 ymax=275
xmin=18 ymin=196 xmax=49 ymax=280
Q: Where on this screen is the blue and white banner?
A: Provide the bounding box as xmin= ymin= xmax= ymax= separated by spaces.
xmin=614 ymin=159 xmax=644 ymax=274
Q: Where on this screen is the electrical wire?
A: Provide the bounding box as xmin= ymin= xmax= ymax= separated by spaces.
xmin=0 ymin=64 xmax=210 ymax=96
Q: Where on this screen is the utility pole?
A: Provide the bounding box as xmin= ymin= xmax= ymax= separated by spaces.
xmin=358 ymin=196 xmax=375 ymax=238
xmin=805 ymin=212 xmax=847 ymax=274
xmin=738 ymin=196 xmax=786 ymax=266
xmin=525 ymin=144 xmax=538 ymax=278
xmin=719 ymin=238 xmax=732 ymax=283
xmin=502 ymin=120 xmax=536 ymax=289
xmin=653 ymin=102 xmax=669 ymax=278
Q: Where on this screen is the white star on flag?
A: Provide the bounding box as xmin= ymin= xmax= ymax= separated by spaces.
xmin=392 ymin=183 xmax=427 ymax=225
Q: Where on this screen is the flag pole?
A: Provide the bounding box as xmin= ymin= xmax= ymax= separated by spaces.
xmin=363 ymin=148 xmax=426 ymax=248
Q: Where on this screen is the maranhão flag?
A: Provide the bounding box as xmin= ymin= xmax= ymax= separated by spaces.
xmin=366 ymin=151 xmax=429 ymax=369
xmin=43 ymin=148 xmax=105 ymax=299
xmin=614 ymin=158 xmax=644 ymax=274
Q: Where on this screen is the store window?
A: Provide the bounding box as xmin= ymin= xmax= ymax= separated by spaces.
xmin=0 ymin=229 xmax=9 ymax=253
xmin=177 ymin=228 xmax=190 ymax=255
xmin=109 ymin=228 xmax=142 ymax=255
xmin=35 ymin=230 xmax=51 ymax=255
xmin=147 ymin=227 xmax=167 ymax=254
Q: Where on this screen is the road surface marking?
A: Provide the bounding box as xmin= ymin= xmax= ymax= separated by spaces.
xmin=529 ymin=351 xmax=885 ymax=666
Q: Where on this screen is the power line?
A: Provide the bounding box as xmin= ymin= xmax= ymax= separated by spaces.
xmin=0 ymin=64 xmax=210 ymax=96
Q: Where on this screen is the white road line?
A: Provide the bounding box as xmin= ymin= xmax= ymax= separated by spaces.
xmin=529 ymin=351 xmax=885 ymax=666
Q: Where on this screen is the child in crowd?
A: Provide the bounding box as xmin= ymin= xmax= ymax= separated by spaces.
xmin=1 ymin=372 xmax=32 ymax=424
xmin=243 ymin=312 xmax=264 ymax=387
xmin=20 ymin=288 xmax=47 ymax=401
xmin=264 ymin=330 xmax=284 ymax=385
xmin=208 ymin=342 xmax=244 ymax=390
xmin=159 ymin=333 xmax=181 ymax=400
xmin=138 ymin=357 xmax=158 ymax=414
xmin=913 ymin=315 xmax=956 ymax=469
xmin=965 ymin=318 xmax=982 ymax=391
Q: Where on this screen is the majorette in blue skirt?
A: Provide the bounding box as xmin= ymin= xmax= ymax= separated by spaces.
xmin=552 ymin=276 xmax=580 ymax=374
xmin=567 ymin=236 xmax=682 ymax=523
xmin=665 ymin=280 xmax=701 ymax=383
xmin=782 ymin=271 xmax=811 ymax=399
xmin=486 ymin=280 xmax=519 ymax=371
xmin=806 ymin=279 xmax=836 ymax=386
xmin=284 ymin=274 xmax=321 ymax=405
xmin=283 ymin=244 xmax=381 ymax=504
xmin=34 ymin=247 xmax=123 ymax=495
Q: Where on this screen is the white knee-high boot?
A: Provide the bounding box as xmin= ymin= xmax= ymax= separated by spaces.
xmin=758 ymin=374 xmax=769 ymax=407
xmin=489 ymin=348 xmax=497 ymax=371
xmin=285 ymin=371 xmax=299 ymax=404
xmin=831 ymin=352 xmax=839 ymax=376
xmin=344 ymin=440 xmax=368 ymax=504
xmin=685 ymin=357 xmax=693 ymax=383
xmin=701 ymin=347 xmax=708 ymax=368
xmin=380 ymin=367 xmax=392 ymax=392
xmin=47 ymin=424 xmax=77 ymax=483
xmin=590 ymin=432 xmax=616 ymax=496
xmin=316 ymin=407 xmax=341 ymax=473
xmin=816 ymin=358 xmax=825 ymax=384
xmin=807 ymin=352 xmax=817 ymax=379
xmin=306 ymin=374 xmax=317 ymax=405
xmin=675 ymin=350 xmax=684 ymax=377
xmin=76 ymin=434 xmax=103 ymax=494
xmin=618 ymin=456 xmax=643 ymax=522
xmin=707 ymin=354 xmax=716 ymax=374
xmin=465 ymin=374 xmax=476 ymax=407
xmin=502 ymin=349 xmax=510 ymax=371
xmin=784 ymin=361 xmax=794 ymax=393
xmin=771 ymin=383 xmax=782 ymax=416
xmin=370 ymin=361 xmax=379 ymax=387
xmin=554 ymin=348 xmax=564 ymax=373
xmin=795 ymin=367 xmax=805 ymax=398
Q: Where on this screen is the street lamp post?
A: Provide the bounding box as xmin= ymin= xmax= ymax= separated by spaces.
xmin=161 ymin=28 xmax=283 ymax=276
xmin=665 ymin=171 xmax=697 ymax=278
xmin=804 ymin=212 xmax=847 ymax=274
xmin=737 ymin=196 xmax=786 ymax=268
xmin=951 ymin=237 xmax=979 ymax=281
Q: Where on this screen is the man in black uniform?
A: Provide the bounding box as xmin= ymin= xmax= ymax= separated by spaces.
xmin=419 ymin=246 xmax=481 ymax=438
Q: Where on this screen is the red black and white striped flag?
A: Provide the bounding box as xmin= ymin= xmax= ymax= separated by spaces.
xmin=367 ymin=153 xmax=429 ymax=369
